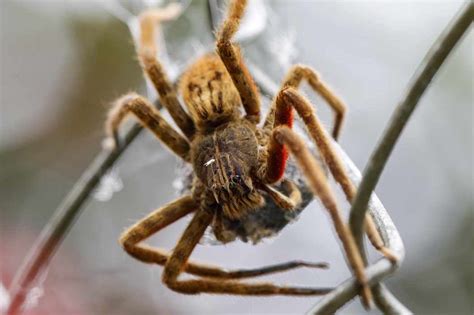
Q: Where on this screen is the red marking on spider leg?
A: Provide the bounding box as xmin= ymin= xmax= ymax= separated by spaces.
xmin=266 ymin=97 xmax=294 ymax=183
xmin=266 ymin=142 xmax=287 ymax=183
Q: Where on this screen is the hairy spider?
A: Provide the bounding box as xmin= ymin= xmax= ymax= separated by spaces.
xmin=106 ymin=0 xmax=397 ymax=307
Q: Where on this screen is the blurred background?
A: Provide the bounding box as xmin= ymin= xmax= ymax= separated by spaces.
xmin=0 ymin=0 xmax=472 ymax=314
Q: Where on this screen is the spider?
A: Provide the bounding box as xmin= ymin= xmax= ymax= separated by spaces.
xmin=105 ymin=0 xmax=397 ymax=307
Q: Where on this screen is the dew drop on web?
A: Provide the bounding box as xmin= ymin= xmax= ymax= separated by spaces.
xmin=93 ymin=168 xmax=124 ymax=202
xmin=19 ymin=267 xmax=49 ymax=312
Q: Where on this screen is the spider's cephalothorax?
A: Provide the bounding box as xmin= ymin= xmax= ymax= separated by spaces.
xmin=108 ymin=0 xmax=398 ymax=305
xmin=191 ymin=119 xmax=264 ymax=220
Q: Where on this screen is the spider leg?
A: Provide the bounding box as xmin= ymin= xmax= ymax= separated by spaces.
xmin=120 ymin=195 xmax=196 ymax=266
xmin=275 ymin=88 xmax=398 ymax=263
xmin=137 ymin=7 xmax=195 ymax=138
xmin=259 ymin=179 xmax=302 ymax=210
xmin=263 ymin=65 xmax=347 ymax=140
xmin=106 ymin=93 xmax=190 ymax=160
xmin=216 ymin=0 xmax=261 ymax=123
xmin=162 ymin=208 xmax=332 ymax=296
xmin=120 ymin=195 xmax=328 ymax=281
xmin=191 ymin=260 xmax=329 ymax=280
xmin=265 ymin=125 xmax=372 ymax=308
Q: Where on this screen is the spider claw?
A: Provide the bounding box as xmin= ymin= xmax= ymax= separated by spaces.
xmin=300 ymin=261 xmax=330 ymax=269
xmin=279 ymin=286 xmax=333 ymax=296
xmin=291 ymin=260 xmax=330 ymax=270
xmin=102 ymin=136 xmax=118 ymax=151
xmin=380 ymin=247 xmax=399 ymax=264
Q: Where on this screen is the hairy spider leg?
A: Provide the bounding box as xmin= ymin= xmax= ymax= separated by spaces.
xmin=120 ymin=195 xmax=329 ymax=281
xmin=161 ymin=208 xmax=332 ymax=295
xmin=277 ymin=88 xmax=398 ymax=263
xmin=216 ymin=0 xmax=261 ymax=123
xmin=259 ymin=179 xmax=302 ymax=210
xmin=261 ymin=64 xmax=397 ymax=262
xmin=262 ymin=64 xmax=348 ymax=184
xmin=106 ymin=94 xmax=190 ymax=160
xmin=138 ymin=7 xmax=195 ymax=138
xmin=263 ymin=65 xmax=347 ymax=140
xmin=265 ymin=125 xmax=372 ymax=308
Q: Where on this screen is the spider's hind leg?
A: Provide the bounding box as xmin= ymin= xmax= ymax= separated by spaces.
xmin=120 ymin=195 xmax=328 ymax=281
xmin=162 ymin=209 xmax=332 ymax=296
xmin=105 ymin=93 xmax=190 ymax=161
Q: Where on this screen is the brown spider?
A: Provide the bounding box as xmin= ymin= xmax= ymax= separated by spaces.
xmin=105 ymin=0 xmax=397 ymax=307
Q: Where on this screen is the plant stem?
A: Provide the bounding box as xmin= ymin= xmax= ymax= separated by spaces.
xmin=6 ymin=124 xmax=145 ymax=315
xmin=250 ymin=62 xmax=409 ymax=315
xmin=349 ymin=1 xmax=473 ymax=256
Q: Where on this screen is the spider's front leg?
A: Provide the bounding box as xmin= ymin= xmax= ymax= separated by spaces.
xmin=263 ymin=125 xmax=373 ymax=308
xmin=105 ymin=93 xmax=190 ymax=160
xmin=216 ymin=0 xmax=261 ymax=123
xmin=137 ymin=5 xmax=195 ymax=138
xmin=274 ymin=88 xmax=398 ymax=263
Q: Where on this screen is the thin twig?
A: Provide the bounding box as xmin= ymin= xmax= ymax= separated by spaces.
xmin=308 ymin=259 xmax=396 ymax=314
xmin=373 ymin=284 xmax=412 ymax=315
xmin=6 ymin=123 xmax=146 ymax=314
xmin=304 ymin=141 xmax=406 ymax=314
xmin=7 ymin=2 xmax=209 ymax=313
xmin=7 ymin=3 xmax=180 ymax=313
xmin=349 ymin=1 xmax=473 ymax=259
xmin=345 ymin=3 xmax=472 ymax=312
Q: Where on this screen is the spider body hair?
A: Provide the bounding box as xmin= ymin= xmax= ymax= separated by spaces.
xmin=180 ymin=54 xmax=242 ymax=132
xmin=191 ymin=119 xmax=264 ymax=221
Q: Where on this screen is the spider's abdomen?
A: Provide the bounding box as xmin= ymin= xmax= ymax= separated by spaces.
xmin=180 ymin=54 xmax=241 ymax=131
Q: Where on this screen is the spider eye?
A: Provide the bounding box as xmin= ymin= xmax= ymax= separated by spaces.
xmin=230 ymin=175 xmax=241 ymax=185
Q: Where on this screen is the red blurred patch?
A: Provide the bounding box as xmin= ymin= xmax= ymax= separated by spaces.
xmin=0 ymin=227 xmax=89 ymax=315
